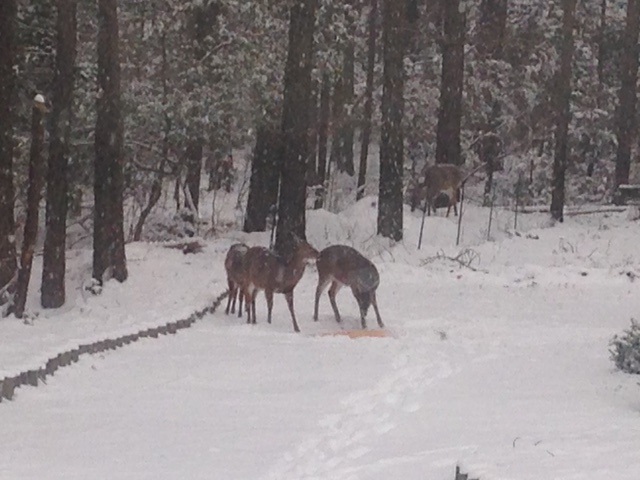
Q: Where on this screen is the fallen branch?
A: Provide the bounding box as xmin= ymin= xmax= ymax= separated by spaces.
xmin=421 ymin=248 xmax=486 ymax=273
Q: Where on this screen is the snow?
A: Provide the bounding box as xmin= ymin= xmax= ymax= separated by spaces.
xmin=1 ymin=199 xmax=640 ymax=480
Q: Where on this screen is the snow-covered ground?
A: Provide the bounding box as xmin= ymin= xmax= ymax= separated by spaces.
xmin=1 ymin=198 xmax=640 ymax=480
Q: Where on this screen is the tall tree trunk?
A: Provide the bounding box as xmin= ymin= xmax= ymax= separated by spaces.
xmin=315 ymin=72 xmax=331 ymax=209
xmin=0 ymin=0 xmax=17 ymax=295
xmin=435 ymin=0 xmax=466 ymax=166
xmin=185 ymin=137 xmax=203 ymax=212
xmin=244 ymin=124 xmax=281 ymax=232
xmin=597 ymin=0 xmax=607 ymax=88
xmin=12 ymin=98 xmax=47 ymax=318
xmin=550 ymin=0 xmax=578 ymax=222
xmin=94 ymin=0 xmax=127 ymax=283
xmin=342 ymin=40 xmax=356 ymax=176
xmin=307 ymin=80 xmax=319 ymax=184
xmin=342 ymin=0 xmax=356 ymax=177
xmin=377 ymin=0 xmax=405 ymax=241
xmin=614 ymin=0 xmax=640 ymax=189
xmin=275 ymin=0 xmax=318 ymax=255
xmin=406 ymin=0 xmax=420 ymax=55
xmin=476 ymin=0 xmax=508 ymax=60
xmin=42 ymin=0 xmax=77 ymax=309
xmin=357 ymin=0 xmax=378 ymax=201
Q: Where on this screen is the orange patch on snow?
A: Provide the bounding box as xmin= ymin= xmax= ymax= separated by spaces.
xmin=317 ymin=329 xmax=394 ymax=339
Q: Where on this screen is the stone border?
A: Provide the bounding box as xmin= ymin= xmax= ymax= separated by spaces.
xmin=0 ymin=290 xmax=229 ymax=403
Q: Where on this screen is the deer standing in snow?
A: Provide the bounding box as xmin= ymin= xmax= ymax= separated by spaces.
xmin=224 ymin=243 xmax=249 ymax=317
xmin=241 ymin=236 xmax=319 ymax=333
xmin=313 ymin=245 xmax=384 ymax=329
xmin=409 ymin=163 xmax=463 ymax=217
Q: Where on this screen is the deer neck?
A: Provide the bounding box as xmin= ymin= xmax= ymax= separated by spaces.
xmin=274 ymin=250 xmax=307 ymax=291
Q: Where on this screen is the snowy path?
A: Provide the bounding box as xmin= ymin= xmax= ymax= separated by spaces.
xmin=2 ymin=261 xmax=640 ymax=480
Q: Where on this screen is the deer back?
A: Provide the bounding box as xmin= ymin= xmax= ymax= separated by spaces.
xmin=244 ymin=240 xmax=318 ymax=294
xmin=317 ymin=245 xmax=379 ymax=293
xmin=423 ymin=164 xmax=463 ymax=199
xmin=224 ymin=243 xmax=249 ymax=283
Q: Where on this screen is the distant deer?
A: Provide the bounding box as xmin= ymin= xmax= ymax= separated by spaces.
xmin=313 ymin=245 xmax=384 ymax=329
xmin=241 ymin=235 xmax=319 ymax=333
xmin=224 ymin=243 xmax=249 ymax=317
xmin=410 ymin=163 xmax=463 ymax=217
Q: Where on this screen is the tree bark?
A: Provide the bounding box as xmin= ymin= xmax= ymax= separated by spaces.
xmin=94 ymin=0 xmax=127 ymax=283
xmin=42 ymin=0 xmax=77 ymax=309
xmin=244 ymin=124 xmax=281 ymax=232
xmin=435 ymin=0 xmax=466 ymax=166
xmin=185 ymin=137 xmax=203 ymax=213
xmin=0 ymin=0 xmax=17 ymax=295
xmin=315 ymin=72 xmax=331 ymax=209
xmin=476 ymin=0 xmax=507 ymax=60
xmin=377 ymin=0 xmax=405 ymax=241
xmin=357 ymin=0 xmax=378 ymax=201
xmin=597 ymin=0 xmax=607 ymax=88
xmin=274 ymin=0 xmax=318 ymax=255
xmin=614 ymin=0 xmax=640 ymax=189
xmin=13 ymin=100 xmax=47 ymax=318
xmin=550 ymin=0 xmax=578 ymax=222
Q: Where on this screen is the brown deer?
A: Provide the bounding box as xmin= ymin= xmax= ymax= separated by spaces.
xmin=313 ymin=245 xmax=384 ymax=329
xmin=410 ymin=163 xmax=463 ymax=217
xmin=224 ymin=243 xmax=249 ymax=317
xmin=241 ymin=236 xmax=319 ymax=333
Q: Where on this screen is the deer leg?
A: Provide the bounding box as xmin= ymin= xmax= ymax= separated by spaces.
xmin=225 ymin=279 xmax=234 ymax=314
xmin=284 ymin=291 xmax=300 ymax=333
xmin=328 ymin=281 xmax=343 ymax=323
xmin=231 ymin=283 xmax=238 ymax=314
xmin=237 ymin=288 xmax=244 ymax=318
xmin=314 ymin=275 xmax=331 ymax=321
xmin=371 ymin=291 xmax=384 ymax=328
xmin=244 ymin=287 xmax=252 ymax=324
xmin=251 ymin=290 xmax=258 ymax=324
xmin=265 ymin=290 xmax=274 ymax=324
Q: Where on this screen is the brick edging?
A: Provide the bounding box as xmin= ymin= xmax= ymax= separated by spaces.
xmin=0 ymin=290 xmax=229 ymax=403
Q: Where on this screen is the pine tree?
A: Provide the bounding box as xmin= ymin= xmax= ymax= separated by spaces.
xmin=94 ymin=0 xmax=127 ymax=283
xmin=0 ymin=0 xmax=17 ymax=297
xmin=377 ymin=0 xmax=405 ymax=241
xmin=614 ymin=0 xmax=640 ymax=189
xmin=274 ymin=0 xmax=318 ymax=255
xmin=42 ymin=0 xmax=78 ymax=308
xmin=550 ymin=0 xmax=578 ymax=222
xmin=435 ymin=0 xmax=466 ymax=166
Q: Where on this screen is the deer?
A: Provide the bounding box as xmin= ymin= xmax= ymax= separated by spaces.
xmin=224 ymin=243 xmax=249 ymax=317
xmin=409 ymin=163 xmax=463 ymax=217
xmin=313 ymin=245 xmax=384 ymax=329
xmin=241 ymin=235 xmax=319 ymax=333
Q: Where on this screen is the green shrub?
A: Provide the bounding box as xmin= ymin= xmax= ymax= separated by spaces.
xmin=610 ymin=319 xmax=640 ymax=375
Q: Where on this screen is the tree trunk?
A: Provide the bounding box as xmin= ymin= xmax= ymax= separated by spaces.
xmin=274 ymin=0 xmax=318 ymax=255
xmin=132 ymin=172 xmax=162 ymax=241
xmin=244 ymin=124 xmax=281 ymax=232
xmin=476 ymin=0 xmax=508 ymax=60
xmin=12 ymin=99 xmax=47 ymax=318
xmin=550 ymin=0 xmax=578 ymax=222
xmin=0 ymin=0 xmax=17 ymax=295
xmin=185 ymin=137 xmax=203 ymax=213
xmin=614 ymin=0 xmax=640 ymax=189
xmin=597 ymin=0 xmax=607 ymax=88
xmin=435 ymin=0 xmax=466 ymax=166
xmin=357 ymin=0 xmax=378 ymax=201
xmin=42 ymin=0 xmax=77 ymax=309
xmin=315 ymin=72 xmax=331 ymax=209
xmin=94 ymin=0 xmax=127 ymax=283
xmin=377 ymin=0 xmax=405 ymax=241
xmin=342 ymin=2 xmax=356 ymax=177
